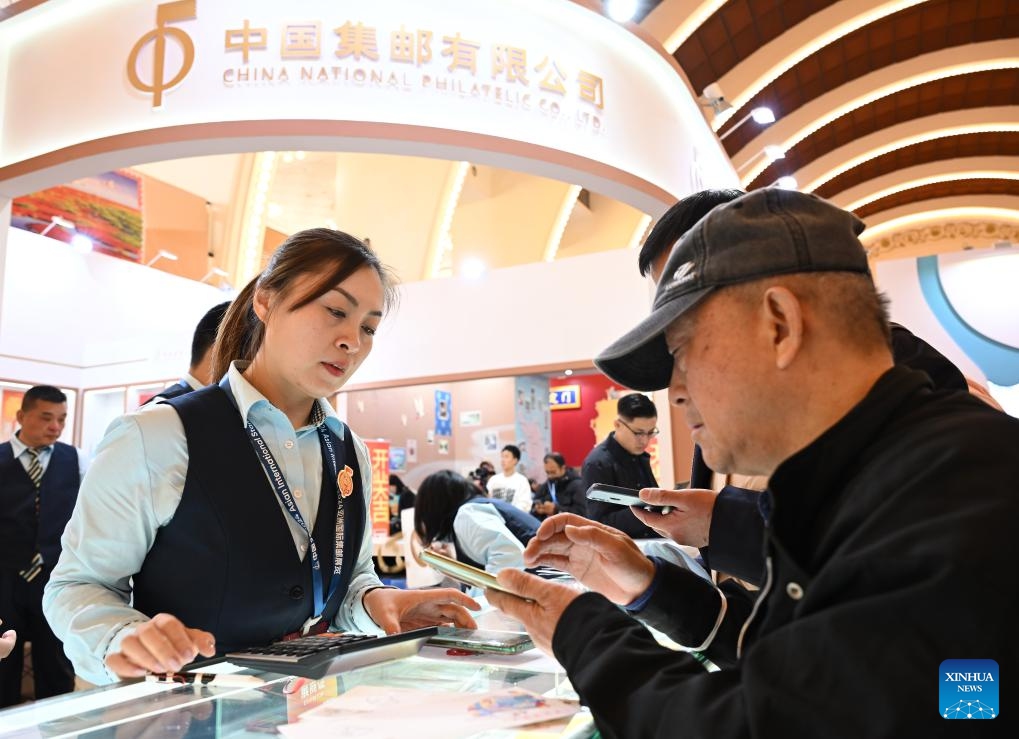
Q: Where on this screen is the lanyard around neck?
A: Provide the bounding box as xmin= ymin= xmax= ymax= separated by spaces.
xmin=246 ymin=419 xmax=346 ymax=622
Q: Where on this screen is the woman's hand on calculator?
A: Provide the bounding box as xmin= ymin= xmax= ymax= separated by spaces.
xmin=106 ymin=613 xmax=216 ymax=678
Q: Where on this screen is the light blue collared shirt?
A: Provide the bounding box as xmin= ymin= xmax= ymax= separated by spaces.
xmin=452 ymin=502 xmax=527 ymax=574
xmin=44 ymin=362 xmax=385 ymax=685
xmin=10 ymin=432 xmax=89 ymax=479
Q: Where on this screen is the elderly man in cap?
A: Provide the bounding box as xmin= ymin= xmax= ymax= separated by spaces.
xmin=487 ymin=189 xmax=1018 ymax=738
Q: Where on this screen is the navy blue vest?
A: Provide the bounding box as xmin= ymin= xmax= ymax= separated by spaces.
xmin=0 ymin=441 xmax=80 ymax=571
xmin=455 ymin=496 xmax=539 ymax=570
xmin=132 ymin=386 xmax=365 ymax=651
xmin=143 ymin=380 xmax=193 ymax=405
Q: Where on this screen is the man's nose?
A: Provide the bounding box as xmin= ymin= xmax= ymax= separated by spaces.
xmin=670 ymin=367 xmax=688 ymax=406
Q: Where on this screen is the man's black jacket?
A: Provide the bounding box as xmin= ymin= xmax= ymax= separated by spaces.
xmin=554 ymin=367 xmax=1018 ymax=738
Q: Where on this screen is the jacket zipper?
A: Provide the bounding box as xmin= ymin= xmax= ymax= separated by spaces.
xmin=737 ymin=555 xmax=773 ymax=659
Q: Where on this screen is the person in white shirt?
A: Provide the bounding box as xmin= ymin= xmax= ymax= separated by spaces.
xmin=485 ymin=444 xmax=532 ymax=512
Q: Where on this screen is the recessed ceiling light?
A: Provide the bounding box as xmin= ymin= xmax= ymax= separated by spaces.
xmin=606 ymin=0 xmax=638 ymax=23
xmin=70 ymin=234 xmax=93 ymax=254
xmin=461 ymin=257 xmax=486 ymax=279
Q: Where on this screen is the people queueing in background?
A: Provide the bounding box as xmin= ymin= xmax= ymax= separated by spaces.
xmin=487 ymin=189 xmax=1019 ymax=739
xmin=387 ymin=474 xmax=416 ymax=536
xmin=531 ymin=452 xmax=587 ymax=520
xmin=44 ymin=228 xmax=478 ymax=686
xmin=144 ymin=301 xmax=231 ymax=404
xmin=414 ymin=470 xmax=540 ymax=575
xmin=0 ymin=385 xmax=87 ymax=705
xmin=485 ymin=444 xmax=532 ymax=513
xmin=581 ymin=393 xmax=661 ymax=539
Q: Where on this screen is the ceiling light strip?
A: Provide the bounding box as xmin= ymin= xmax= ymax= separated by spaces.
xmin=238 ymin=151 xmax=277 ymax=283
xmin=428 ymin=161 xmax=470 ymax=279
xmin=543 ymin=184 xmax=582 ymax=262
xmin=713 ymin=0 xmax=928 ymax=130
xmin=861 ymin=205 xmax=1019 ymax=243
xmin=648 ymin=0 xmax=728 ymax=54
xmin=627 ymin=213 xmax=653 ymax=251
xmin=842 ymin=170 xmax=1019 ymax=213
xmin=798 ymin=113 xmax=1019 ymax=193
xmin=734 ymin=42 xmax=1019 ymax=185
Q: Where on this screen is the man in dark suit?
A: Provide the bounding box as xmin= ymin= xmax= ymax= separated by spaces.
xmin=147 ymin=301 xmax=230 ymax=403
xmin=0 ymin=385 xmax=83 ymax=705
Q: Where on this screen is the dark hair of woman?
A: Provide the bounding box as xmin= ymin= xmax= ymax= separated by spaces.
xmin=414 ymin=470 xmax=481 ymax=547
xmin=211 ymin=228 xmax=398 ymax=382
xmin=389 ymin=474 xmax=409 ymax=493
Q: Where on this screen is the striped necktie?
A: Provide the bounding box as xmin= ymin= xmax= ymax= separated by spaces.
xmin=26 ymin=447 xmax=44 ymax=489
xmin=18 ymin=447 xmax=46 ymax=582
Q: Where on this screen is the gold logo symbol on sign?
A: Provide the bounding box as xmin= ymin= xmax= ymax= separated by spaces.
xmin=127 ymin=0 xmax=197 ymax=109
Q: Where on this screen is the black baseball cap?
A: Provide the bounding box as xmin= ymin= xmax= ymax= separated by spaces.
xmin=595 ymin=189 xmax=871 ymax=391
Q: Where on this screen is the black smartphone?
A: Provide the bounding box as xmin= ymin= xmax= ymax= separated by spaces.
xmin=427 ymin=627 xmax=534 ymax=654
xmin=586 ymin=483 xmax=672 ymax=514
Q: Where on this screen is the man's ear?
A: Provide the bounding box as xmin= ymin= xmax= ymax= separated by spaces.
xmin=761 ymin=286 xmax=804 ymax=370
xmin=15 ymin=409 xmax=24 ymax=426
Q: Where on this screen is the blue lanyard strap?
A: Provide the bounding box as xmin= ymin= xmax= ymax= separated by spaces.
xmin=246 ymin=415 xmax=346 ymax=620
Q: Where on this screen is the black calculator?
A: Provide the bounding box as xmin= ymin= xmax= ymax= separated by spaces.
xmin=225 ymin=627 xmax=438 ymax=679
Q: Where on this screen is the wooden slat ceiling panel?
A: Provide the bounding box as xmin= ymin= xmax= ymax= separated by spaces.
xmin=815 ymin=131 xmax=1019 ymax=200
xmin=855 ymin=178 xmax=1019 ymax=219
xmin=673 ymin=0 xmax=830 ymax=97
xmin=721 ymin=0 xmax=1018 ymax=156
xmin=752 ymin=68 xmax=1019 ymax=189
xmin=643 ymin=0 xmax=1018 ymax=256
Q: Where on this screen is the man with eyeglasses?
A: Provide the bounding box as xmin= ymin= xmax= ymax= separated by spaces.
xmin=580 ymin=394 xmax=662 ymax=539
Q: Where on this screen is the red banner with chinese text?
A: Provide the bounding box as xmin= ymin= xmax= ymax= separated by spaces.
xmin=365 ymin=439 xmax=391 ymax=538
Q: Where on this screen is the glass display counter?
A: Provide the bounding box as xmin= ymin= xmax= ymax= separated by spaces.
xmin=0 ymin=650 xmax=587 ymax=738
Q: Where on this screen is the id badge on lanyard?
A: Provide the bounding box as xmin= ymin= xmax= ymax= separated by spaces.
xmin=247 ymin=419 xmax=351 ymax=635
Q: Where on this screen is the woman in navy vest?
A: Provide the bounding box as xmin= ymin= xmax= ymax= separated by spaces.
xmin=44 ymin=229 xmax=478 ymax=684
xmin=414 ymin=470 xmax=539 ymax=574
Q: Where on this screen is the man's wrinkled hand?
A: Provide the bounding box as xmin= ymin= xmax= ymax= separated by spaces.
xmin=632 ymin=487 xmax=718 ymax=548
xmin=523 ymin=513 xmax=654 ymax=605
xmin=486 ymin=569 xmax=581 ymax=655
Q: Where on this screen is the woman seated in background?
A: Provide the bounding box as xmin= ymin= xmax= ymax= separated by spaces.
xmin=387 ymin=474 xmax=416 ymax=535
xmin=414 ymin=470 xmax=539 ymax=574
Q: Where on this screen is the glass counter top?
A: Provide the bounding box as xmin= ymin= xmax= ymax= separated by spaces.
xmin=0 ymin=652 xmax=582 ymax=738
